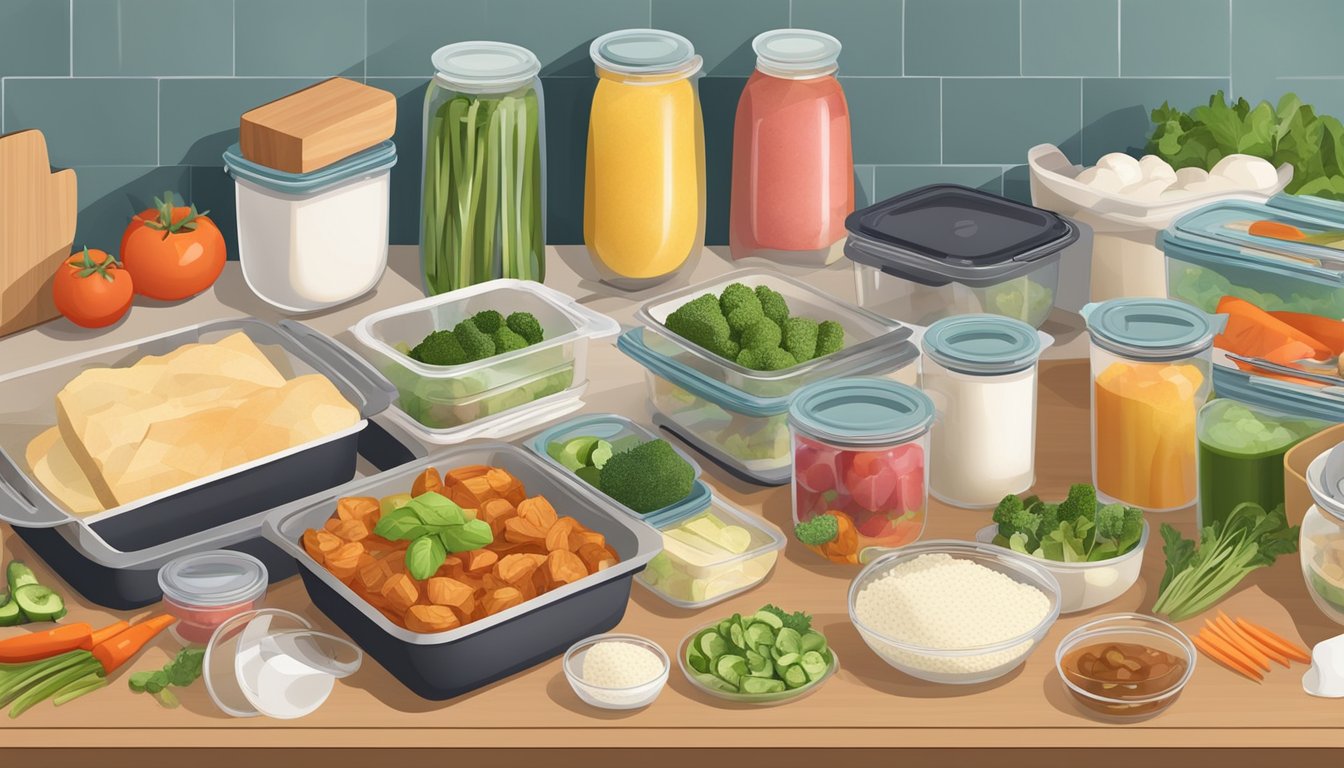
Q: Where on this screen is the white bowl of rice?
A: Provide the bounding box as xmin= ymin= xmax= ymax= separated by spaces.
xmin=848 ymin=540 xmax=1062 ymax=684
xmin=563 ymin=633 xmax=670 ymax=710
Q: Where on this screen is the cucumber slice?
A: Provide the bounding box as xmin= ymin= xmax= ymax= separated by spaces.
xmin=776 ymin=627 xmax=802 ymax=654
xmin=752 ymin=610 xmax=784 ymax=630
xmin=687 ymin=652 xmax=709 ymax=675
xmin=0 ymin=596 xmax=21 ymax=626
xmin=776 ymin=652 xmax=801 ymax=668
xmin=14 ymin=584 xmax=65 ymax=622
xmin=715 ymin=655 xmax=747 ymax=687
xmin=589 ymin=441 xmax=614 ymax=470
xmin=744 ymin=622 xmax=775 ymax=649
xmin=800 ymin=650 xmax=828 ymax=681
xmin=728 ymin=622 xmax=746 ymax=650
xmin=574 ymin=466 xmax=602 ymax=488
xmin=693 ymin=672 xmax=738 ymax=693
xmin=740 ymin=676 xmax=785 ymax=695
xmin=7 ymin=562 xmax=38 ymax=592
xmin=748 ymin=657 xmax=774 ymax=679
xmin=782 ymin=664 xmax=808 ymax=689
xmin=800 ymin=631 xmax=827 ymax=654
xmin=699 ymin=631 xmax=727 ymax=661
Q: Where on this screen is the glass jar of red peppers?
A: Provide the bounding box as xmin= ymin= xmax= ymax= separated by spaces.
xmin=730 ymin=29 xmax=853 ymax=266
xmin=788 ymin=377 xmax=932 ymax=564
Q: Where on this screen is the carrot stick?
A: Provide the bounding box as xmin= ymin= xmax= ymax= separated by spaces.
xmin=1235 ymin=618 xmax=1311 ymax=664
xmin=1193 ymin=631 xmax=1262 ymax=681
xmin=0 ymin=623 xmax=92 ymax=663
xmin=1218 ymin=611 xmax=1288 ymax=668
xmin=1249 ymin=220 xmax=1307 ymax=241
xmin=1207 ymin=617 xmax=1271 ymax=672
xmin=1198 ymin=627 xmax=1262 ymax=673
xmin=90 ymin=615 xmax=175 ymax=675
xmin=87 ymin=620 xmax=130 ymax=650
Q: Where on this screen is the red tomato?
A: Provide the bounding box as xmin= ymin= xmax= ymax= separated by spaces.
xmin=120 ymin=191 xmax=226 ymax=300
xmin=52 ymin=248 xmax=134 ymax=328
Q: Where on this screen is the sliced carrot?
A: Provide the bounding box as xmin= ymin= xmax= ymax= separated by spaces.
xmin=1193 ymin=631 xmax=1262 ymax=681
xmin=91 ymin=614 xmax=175 ymax=675
xmin=0 ymin=623 xmax=92 ymax=663
xmin=1199 ymin=628 xmax=1264 ymax=678
xmin=1215 ymin=295 xmax=1332 ymax=362
xmin=1249 ymin=220 xmax=1308 ymax=241
xmin=1269 ymin=311 xmax=1344 ymax=357
xmin=1235 ymin=618 xmax=1311 ymax=664
xmin=88 ymin=620 xmax=131 ymax=650
xmin=1217 ymin=611 xmax=1288 ymax=668
xmin=1207 ymin=617 xmax=1270 ymax=672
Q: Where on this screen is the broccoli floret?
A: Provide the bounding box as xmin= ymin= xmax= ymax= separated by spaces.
xmin=1091 ymin=503 xmax=1145 ymax=560
xmin=756 ymin=348 xmax=798 ymax=371
xmin=794 ymin=514 xmax=839 ymax=547
xmin=736 ymin=348 xmax=762 ymax=369
xmin=666 ymin=293 xmax=735 ymax=358
xmin=740 ymin=318 xmax=782 ymax=351
xmin=815 ymin=320 xmax=845 ymax=357
xmin=1056 ymin=483 xmax=1097 ymax=528
xmin=993 ymin=494 xmax=1042 ymax=543
xmin=492 ymin=326 xmax=529 ymax=353
xmin=726 ymin=304 xmax=765 ymax=333
xmin=720 ymin=282 xmax=762 ymax=317
xmin=470 ymin=309 xmax=504 ymax=334
xmin=720 ymin=338 xmax=740 ymax=359
xmin=599 ymin=439 xmax=695 ymax=513
xmin=505 ymin=312 xmax=544 ymax=344
xmin=755 ymin=285 xmax=789 ymax=325
xmin=410 ymin=330 xmax=467 ymax=366
xmin=1037 ymin=502 xmax=1061 ymax=539
xmin=781 ymin=317 xmax=819 ymax=361
xmin=453 ymin=319 xmax=496 ymax=362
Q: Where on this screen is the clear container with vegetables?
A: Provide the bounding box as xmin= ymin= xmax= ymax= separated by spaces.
xmin=421 ymin=42 xmax=546 ymax=295
xmin=585 ymin=29 xmax=705 ymax=289
xmin=1302 ymin=447 xmax=1344 ymax=625
xmin=789 ymin=378 xmax=932 ymax=565
xmin=1083 ymin=299 xmax=1218 ymax=511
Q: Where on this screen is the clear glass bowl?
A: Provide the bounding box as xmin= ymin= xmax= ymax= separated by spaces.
xmin=1053 ymin=613 xmax=1195 ymax=722
xmin=973 ymin=522 xmax=1148 ymax=614
xmin=563 ymin=633 xmax=669 ymax=710
xmin=676 ymin=624 xmax=838 ymax=706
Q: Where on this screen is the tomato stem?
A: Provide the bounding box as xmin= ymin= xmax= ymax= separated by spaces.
xmin=142 ymin=191 xmax=211 ymax=240
xmin=71 ymin=247 xmax=119 ymax=282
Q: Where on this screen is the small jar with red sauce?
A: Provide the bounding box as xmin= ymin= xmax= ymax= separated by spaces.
xmin=730 ymin=29 xmax=853 ymax=266
xmin=788 ymin=378 xmax=931 ymax=565
xmin=158 ymin=551 xmax=269 ymax=645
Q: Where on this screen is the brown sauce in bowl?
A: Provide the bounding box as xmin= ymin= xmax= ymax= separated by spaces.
xmin=1062 ymin=641 xmax=1188 ymax=718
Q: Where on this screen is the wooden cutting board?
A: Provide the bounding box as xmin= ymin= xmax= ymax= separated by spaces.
xmin=0 ymin=129 xmax=77 ymax=337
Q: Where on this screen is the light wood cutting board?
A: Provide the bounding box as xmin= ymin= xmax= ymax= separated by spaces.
xmin=0 ymin=129 xmax=77 ymax=337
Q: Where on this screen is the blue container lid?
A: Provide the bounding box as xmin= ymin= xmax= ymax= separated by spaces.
xmin=922 ymin=314 xmax=1044 ymax=375
xmin=1083 ymin=298 xmax=1216 ymax=361
xmin=223 ymin=140 xmax=397 ymax=195
xmin=788 ymin=377 xmax=934 ymax=447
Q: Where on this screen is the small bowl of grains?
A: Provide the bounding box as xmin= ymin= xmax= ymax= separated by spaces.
xmin=563 ymin=633 xmax=670 ymax=710
xmin=848 ymin=540 xmax=1062 ymax=685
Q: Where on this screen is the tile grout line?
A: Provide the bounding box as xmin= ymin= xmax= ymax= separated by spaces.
xmin=232 ymin=0 xmax=237 ymax=76
xmin=938 ymin=78 xmax=943 ymax=164
xmin=1116 ymin=0 xmax=1122 ymax=76
xmin=1226 ymin=0 xmax=1233 ymax=97
xmin=68 ymin=0 xmax=74 ymax=75
xmin=1018 ymin=0 xmax=1022 ymax=77
xmin=900 ymin=0 xmax=905 ymax=77
xmin=156 ymin=79 xmax=161 ymax=165
xmin=364 ymin=0 xmax=369 ymax=82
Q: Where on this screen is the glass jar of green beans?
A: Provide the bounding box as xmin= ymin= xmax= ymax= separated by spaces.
xmin=421 ymin=42 xmax=546 ymax=294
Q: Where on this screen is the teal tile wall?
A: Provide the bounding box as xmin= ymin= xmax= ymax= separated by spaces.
xmin=2 ymin=0 xmax=1342 ymax=254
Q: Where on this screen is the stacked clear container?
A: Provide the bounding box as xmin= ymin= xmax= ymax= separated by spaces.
xmin=420 ymin=42 xmax=546 ymax=294
xmin=1302 ymin=447 xmax=1344 ymax=625
xmin=1083 ymin=299 xmax=1217 ymax=511
xmin=920 ymin=315 xmax=1051 ymax=508
xmin=788 ymin=378 xmax=933 ymax=565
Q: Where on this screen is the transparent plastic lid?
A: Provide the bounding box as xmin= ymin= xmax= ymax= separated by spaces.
xmin=158 ymin=550 xmax=268 ymax=608
xmin=1168 ymin=196 xmax=1344 ymax=280
xmin=431 ymin=41 xmax=541 ymax=91
xmin=752 ymin=29 xmax=841 ymax=78
xmin=921 ymin=314 xmax=1046 ymax=375
xmin=590 ymin=29 xmax=700 ymax=76
xmin=1082 ymin=298 xmax=1218 ymax=360
xmin=788 ymin=377 xmax=934 ymax=447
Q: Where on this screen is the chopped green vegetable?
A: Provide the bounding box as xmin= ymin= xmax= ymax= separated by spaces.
xmin=597 ymin=438 xmax=695 ymax=514
xmin=405 ymin=311 xmax=545 ymax=368
xmin=506 ymin=311 xmax=544 ymax=345
xmin=992 ymin=484 xmax=1144 ymax=563
xmin=687 ymin=606 xmax=831 ymax=696
xmin=470 ymin=310 xmax=504 ymax=334
xmin=664 ymin=282 xmax=845 ymax=371
xmin=2 ymin=563 xmax=66 ymax=624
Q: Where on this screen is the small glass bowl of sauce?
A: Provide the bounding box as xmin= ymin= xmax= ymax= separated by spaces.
xmin=1055 ymin=613 xmax=1195 ymax=721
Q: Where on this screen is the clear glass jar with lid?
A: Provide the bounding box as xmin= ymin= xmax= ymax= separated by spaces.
xmin=1303 ymin=446 xmax=1344 ymax=625
xmin=585 ymin=29 xmax=705 ymax=290
xmin=420 ymin=41 xmax=546 ymax=295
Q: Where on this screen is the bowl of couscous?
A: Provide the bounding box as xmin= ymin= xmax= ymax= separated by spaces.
xmin=563 ymin=633 xmax=670 ymax=710
xmin=848 ymin=540 xmax=1061 ymax=684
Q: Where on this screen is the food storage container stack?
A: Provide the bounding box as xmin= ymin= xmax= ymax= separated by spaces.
xmin=585 ymin=29 xmax=705 ymax=289
xmin=352 ymin=280 xmax=619 ymax=443
xmin=1083 ymin=299 xmax=1219 ymax=511
xmin=420 ymin=42 xmax=546 ymax=295
xmin=618 ymin=269 xmax=919 ymax=485
xmin=789 ymin=378 xmax=932 ymax=564
xmin=730 ymin=29 xmax=852 ymax=266
xmin=1301 ymin=446 xmax=1344 ymax=624
xmin=920 ymin=315 xmax=1051 ymax=508
xmin=1162 ymin=194 xmax=1344 ymax=316
xmin=1027 ymin=144 xmax=1290 ymax=303
xmin=844 ymin=184 xmax=1078 ymax=329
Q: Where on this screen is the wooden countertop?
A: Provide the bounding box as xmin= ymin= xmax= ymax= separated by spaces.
xmin=1 ymin=247 xmax=1340 ymax=766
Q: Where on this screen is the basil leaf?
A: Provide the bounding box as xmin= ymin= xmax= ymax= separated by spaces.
xmin=374 ymin=508 xmax=429 ymax=541
xmin=409 ymin=492 xmax=465 ymax=527
xmin=438 ymin=518 xmax=495 ymax=553
xmin=405 ymin=535 xmax=447 ymax=580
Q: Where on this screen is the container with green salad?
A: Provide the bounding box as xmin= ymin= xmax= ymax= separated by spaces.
xmin=421 ymin=42 xmax=546 ymax=295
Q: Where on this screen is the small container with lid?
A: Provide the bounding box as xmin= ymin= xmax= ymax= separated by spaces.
xmin=420 ymin=42 xmax=546 ymax=295
xmin=844 ymin=184 xmax=1079 ymax=328
xmin=585 ymin=29 xmax=705 ymax=290
xmin=788 ymin=378 xmax=934 ymax=564
xmin=158 ymin=550 xmax=269 ymax=645
xmin=921 ymin=315 xmax=1053 ymax=508
xmin=730 ymin=29 xmax=852 ymax=266
xmin=224 ymin=140 xmax=396 ymax=313
xmin=1083 ymin=299 xmax=1220 ymax=511
xmin=1302 ymin=446 xmax=1344 ymax=625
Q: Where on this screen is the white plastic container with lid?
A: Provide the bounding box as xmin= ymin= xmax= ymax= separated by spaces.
xmin=223 ymin=140 xmax=396 ymax=313
xmin=974 ymin=522 xmax=1149 ymax=613
xmin=921 ymin=315 xmax=1052 ymax=508
xmin=1302 ymin=447 xmax=1344 ymax=625
xmin=158 ymin=550 xmax=269 ymax=645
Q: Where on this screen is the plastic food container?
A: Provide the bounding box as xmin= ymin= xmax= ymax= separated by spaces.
xmin=1302 ymin=448 xmax=1344 ymax=624
xmin=585 ymin=29 xmax=705 ymax=290
xmin=1028 ymin=144 xmax=1290 ymax=303
xmin=921 ymin=315 xmax=1051 ymax=508
xmin=1163 ymin=194 xmax=1344 ymax=316
xmin=352 ymin=279 xmax=618 ymax=442
xmin=420 ymin=42 xmax=546 ymax=294
xmin=1083 ymin=299 xmax=1218 ymax=511
xmin=262 ymin=443 xmax=661 ymax=700
xmin=1286 ymin=423 xmax=1344 ymax=528
xmin=637 ymin=494 xmax=785 ymax=608
xmin=563 ymin=633 xmax=669 ymax=710
xmin=845 ymin=184 xmax=1078 ymax=328
xmin=730 ymin=29 xmax=852 ymax=266
xmin=676 ymin=624 xmax=838 ymax=706
xmin=788 ymin=378 xmax=932 ymax=564
xmin=204 ymin=609 xmax=363 ymax=719
xmin=848 ymin=541 xmax=1061 ymax=684
xmin=974 ymin=522 xmax=1148 ymax=613
xmin=1054 ymin=613 xmax=1195 ymax=721
xmin=159 ymin=550 xmax=269 ymax=645
xmin=223 ymin=141 xmax=395 ymax=313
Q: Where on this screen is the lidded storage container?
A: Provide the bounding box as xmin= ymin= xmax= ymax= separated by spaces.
xmin=921 ymin=315 xmax=1051 ymax=508
xmin=1304 ymin=446 xmax=1344 ymax=625
xmin=159 ymin=550 xmax=269 ymax=644
xmin=420 ymin=42 xmax=546 ymax=294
